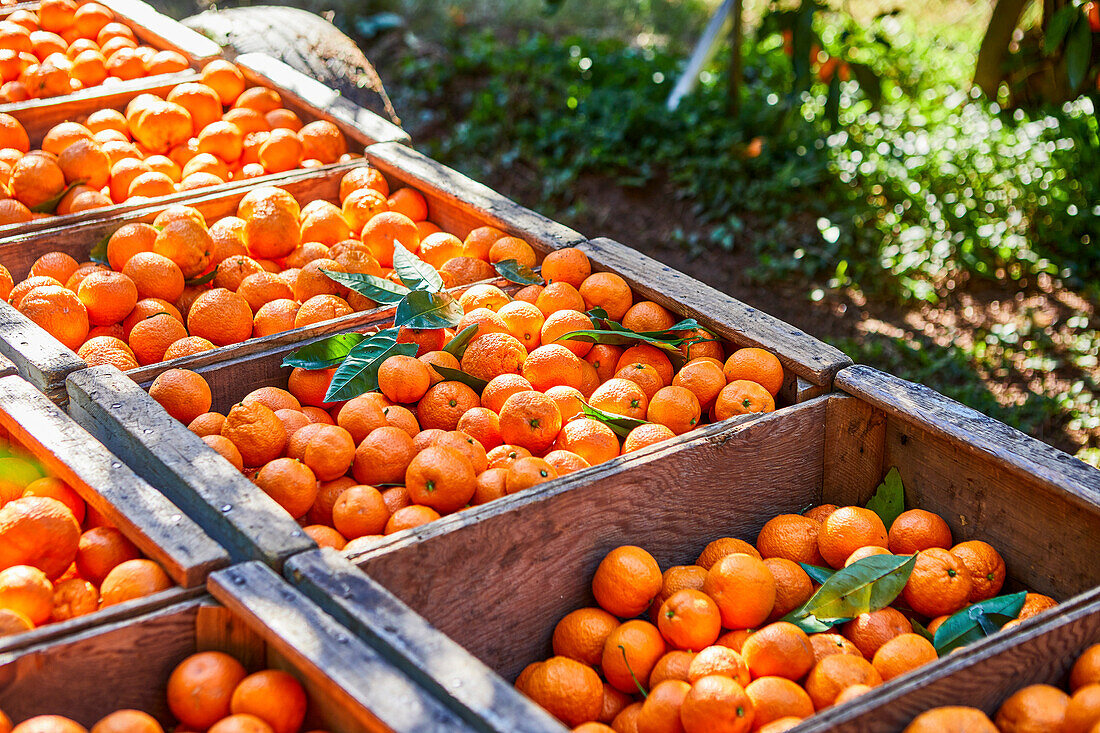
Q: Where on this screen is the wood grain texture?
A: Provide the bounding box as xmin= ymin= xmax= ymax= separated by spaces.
xmin=0 ymin=299 xmax=87 ymax=406
xmin=210 ymin=562 xmax=476 ymax=733
xmin=236 ymin=53 xmax=409 ymax=147
xmin=792 ymin=586 xmax=1100 ymax=732
xmin=65 ymin=365 xmax=317 ymax=568
xmin=0 ymin=352 xmax=15 ymax=377
xmin=836 ymin=365 xmax=1100 ymax=509
xmin=822 ymin=393 xmax=885 ymax=506
xmin=364 ymin=142 xmax=587 ymax=249
xmin=581 ymin=237 xmax=852 ymax=387
xmin=104 ymin=0 xmax=222 ymax=62
xmin=351 ymin=398 xmax=827 ymax=682
xmin=286 ymin=549 xmax=567 ymax=733
xmin=0 ymin=374 xmax=228 ymax=587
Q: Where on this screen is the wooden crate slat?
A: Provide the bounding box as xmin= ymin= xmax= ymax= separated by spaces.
xmin=0 ymin=299 xmax=87 ymax=406
xmin=0 ymin=351 xmax=16 ymax=377
xmin=285 ymin=548 xmax=566 ymax=733
xmin=209 ymin=562 xmax=477 ymax=733
xmin=582 ymin=236 xmax=852 ymax=389
xmin=0 ymin=374 xmax=228 ymax=587
xmin=102 ymin=0 xmax=223 ymax=62
xmin=65 ymin=365 xmax=316 ymax=569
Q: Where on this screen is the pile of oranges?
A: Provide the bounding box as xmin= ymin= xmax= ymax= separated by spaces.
xmin=0 ymin=428 xmax=172 ymax=639
xmin=0 ymin=650 xmax=316 ymax=733
xmin=0 ymin=164 xmax=493 ymax=368
xmin=0 ymin=0 xmax=192 ymax=103
xmin=515 ymin=504 xmax=1058 ymax=732
xmin=905 ymin=643 xmax=1100 ymax=731
xmin=0 ymin=56 xmax=350 ymax=224
xmin=143 ymin=246 xmax=783 ymax=547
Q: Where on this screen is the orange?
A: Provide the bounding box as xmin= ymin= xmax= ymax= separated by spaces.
xmin=294 ymin=294 xmax=353 ymax=327
xmin=488 ymin=236 xmax=535 ymax=267
xmin=257 ymin=128 xmax=303 ymax=173
xmin=592 ymin=545 xmax=662 ymax=619
xmin=405 ymin=445 xmax=476 ymax=513
xmin=203 ymin=435 xmax=244 ymax=471
xmin=456 ymin=407 xmax=502 ymax=450
xmin=498 ymin=391 xmax=562 ymax=453
xmin=993 ymin=684 xmax=1069 ymax=732
xmin=290 ymin=424 xmax=354 ymax=482
xmin=432 ymin=431 xmax=488 ymax=474
xmin=540 ymin=309 xmax=594 ymax=357
xmin=522 ymin=344 xmax=585 ymax=392
xmin=544 ymin=449 xmax=589 ymax=476
xmin=722 ymin=348 xmax=784 ymax=397
xmin=845 ymin=546 xmax=892 ymax=566
xmin=762 ymin=558 xmax=813 ymax=622
xmin=0 ymin=564 xmax=52 ymax=625
xmin=76 ymin=526 xmax=140 ymax=585
xmin=817 ymin=506 xmax=888 ymax=569
xmin=361 ymin=211 xmax=420 ymax=267
xmin=384 ymin=504 xmax=441 ymax=534
xmin=950 ymin=540 xmax=1006 ymax=603
xmin=460 ymin=332 xmax=528 ymax=382
xmin=89 ymin=711 xmax=162 ymax=733
xmin=555 ymin=419 xmax=619 ymax=466
xmin=504 ymin=456 xmax=559 ymax=494
xmin=481 ymin=374 xmax=534 ymax=414
xmin=459 ymin=283 xmax=511 ymax=313
xmin=745 ymin=677 xmax=814 ymax=730
xmin=201 ymin=60 xmax=246 ymax=105
xmin=487 ymin=444 xmax=532 ymax=470
xmin=599 ymin=683 xmax=632 ymax=725
xmin=30 ymin=252 xmax=79 ymax=284
xmin=336 ymin=395 xmax=387 ymax=443
xmin=238 ymin=271 xmax=294 ymax=312
xmin=590 ymin=378 xmax=649 ymax=421
xmin=1018 ymin=592 xmax=1058 ymax=621
xmin=207 ymin=715 xmax=273 ymax=733
xmin=603 ymin=619 xmax=667 ymax=695
xmin=416 ymin=381 xmax=480 ymax=431
xmin=303 ymin=524 xmax=346 ymax=550
xmin=306 ymin=477 xmax=355 ymax=526
xmin=472 ymin=467 xmax=508 ymax=504
xmin=164 ymin=336 xmax=217 ymax=361
xmin=167 ymin=651 xmax=249 ymax=730
xmin=680 ymin=675 xmax=753 ymax=733
xmin=22 ymin=477 xmax=84 ymax=523
xmin=536 ymin=281 xmax=586 ymax=317
xmin=658 ymin=589 xmax=722 ymax=652
xmin=230 ymin=669 xmax=308 ymax=733
xmin=672 ymin=360 xmax=726 ymax=413
xmin=377 ymin=354 xmax=432 ymax=404
xmin=122 ymin=252 xmax=186 ymax=303
xmin=387 ymin=187 xmax=428 ymax=222
xmin=299 ymin=120 xmax=346 ymax=164
xmin=352 ymin=426 xmax=415 ymax=486
xmin=703 ymin=553 xmax=776 ymax=630
xmin=129 ymin=313 xmax=188 ymax=365
xmin=525 ymin=656 xmax=604 ymax=727
xmin=622 ymin=423 xmax=675 ymax=454
xmin=265 ymin=108 xmax=303 ymax=132
xmin=888 ymin=509 xmax=953 ymax=554
xmin=650 ymin=650 xmax=696 ymax=689
xmin=10 ymin=718 xmax=86 ymax=733
xmin=579 ymin=272 xmax=633 ymax=321
xmin=585 ymin=344 xmax=624 ymax=383
xmin=615 ymin=362 xmax=664 ymax=400
xmin=616 ymin=345 xmax=675 ymax=386
xmin=696 ymin=538 xmax=762 ymax=570
xmin=903 ymin=707 xmax=998 ymax=733
xmin=455 ymin=307 xmax=510 ymax=341
xmin=622 ymin=301 xmax=676 ymax=333
xmin=805 ymin=654 xmax=883 ymax=710
xmin=221 ymin=401 xmax=286 ymax=468
xmin=840 ymin=608 xmax=911 ymax=658
xmin=460 ymin=225 xmax=504 ymax=259
xmin=254 ymin=458 xmax=317 ymax=519
xmin=553 ymin=607 xmax=621 ymax=667
xmin=636 ymin=679 xmax=691 ymax=733
xmin=1071 ymin=645 xmax=1100 ymax=692
xmin=77 ymin=270 xmax=138 ymax=326
xmin=149 ymin=368 xmax=212 ymax=425
xmin=9 ymin=154 xmax=65 ymax=209
xmin=647 ymin=386 xmax=701 ymax=435
xmin=713 ymin=381 xmax=775 ymax=421
xmin=756 ymin=514 xmax=825 ymax=566
xmin=99 ymin=558 xmax=171 ymax=606
xmin=871 ymin=633 xmax=937 ymax=682
xmin=901 ymin=548 xmax=972 ymax=618
xmin=741 ymin=622 xmax=815 ymax=681
xmin=1064 ymin=684 xmax=1100 ymax=733
xmin=808 ymin=633 xmax=863 ymax=664
xmin=0 ymin=496 xmax=81 ymax=580
xmin=439 ymin=256 xmax=496 ymax=286
xmin=155 ymin=218 xmax=214 ymax=279
xmin=651 ymin=565 xmax=709 ymax=621
xmin=0 ymin=113 xmax=29 ymax=152
xmin=188 ymin=288 xmax=254 ymax=346
xmin=167 ymin=83 xmax=222 ymax=136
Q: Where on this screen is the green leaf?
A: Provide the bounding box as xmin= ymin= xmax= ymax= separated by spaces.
xmin=866 ymin=467 xmax=905 ymax=529
xmin=88 ymin=231 xmax=113 ymax=265
xmin=325 ymin=336 xmax=417 ymax=402
xmin=586 ymin=306 xmax=610 ymax=322
xmin=29 ymin=182 xmax=79 ymax=214
xmin=910 ymin=617 xmax=935 ymax=644
xmin=283 ymin=332 xmax=370 ymax=369
xmin=800 ymin=563 xmax=836 ymax=584
xmin=783 ymin=614 xmax=840 ymax=634
xmin=321 ymin=269 xmax=409 ymax=304
xmin=493 ymin=258 xmax=544 ymax=285
xmin=443 ymin=324 xmax=480 ymax=359
xmin=185 ymin=268 xmax=218 ymax=287
xmin=392 ymin=240 xmax=443 ymax=292
xmin=1065 ymin=17 xmax=1093 ymax=89
xmin=395 ymin=290 xmax=463 ymax=329
xmin=788 ymin=553 xmax=917 ymax=624
xmin=579 ymin=401 xmax=647 ymax=438
xmin=933 ymin=592 xmax=1027 ymax=656
xmin=430 ymin=365 xmax=488 ymax=392
xmin=1044 ymin=5 xmax=1078 ymax=55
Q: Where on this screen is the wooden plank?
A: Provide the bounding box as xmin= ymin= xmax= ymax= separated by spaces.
xmin=793 ymin=586 xmax=1100 ymax=732
xmin=582 ymin=237 xmax=852 ymax=388
xmin=286 ymin=548 xmax=566 ymax=733
xmin=364 ymin=142 xmax=586 ymax=249
xmin=835 ymin=365 xmax=1100 ymax=509
xmin=0 ymin=352 xmax=15 ymax=378
xmin=195 ymin=604 xmax=266 ymax=670
xmin=0 ymin=300 xmax=86 ymax=406
xmin=103 ymin=0 xmax=223 ymax=62
xmin=351 ymin=397 xmax=828 ymax=682
xmin=0 ymin=374 xmax=227 ymax=587
xmin=822 ymin=393 xmax=886 ymax=506
xmin=65 ymin=365 xmax=317 ymax=569
xmin=236 ymin=53 xmax=409 ymax=148
xmin=209 ymin=562 xmax=477 ymax=733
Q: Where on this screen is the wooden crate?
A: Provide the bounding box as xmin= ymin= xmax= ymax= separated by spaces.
xmin=0 ymin=147 xmax=587 ymax=403
xmin=0 ymin=561 xmax=480 ymax=733
xmin=0 ymin=373 xmax=228 ymax=654
xmin=277 ymin=365 xmax=1100 ymax=732
xmin=0 ymin=49 xmax=408 ymax=239
xmin=0 ymin=351 xmax=14 ymax=377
